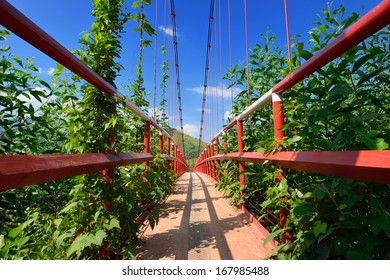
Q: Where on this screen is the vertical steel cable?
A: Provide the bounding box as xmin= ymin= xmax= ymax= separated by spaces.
xmin=153 ymin=0 xmax=158 ymax=119
xmin=137 ymin=1 xmax=144 ymax=98
xmin=227 ymin=0 xmax=233 ymax=112
xmin=284 ymin=0 xmax=291 ymax=61
xmin=219 ymin=0 xmax=224 ymax=127
xmin=198 ymin=0 xmax=215 ymax=156
xmin=170 ymin=0 xmax=186 ymax=157
xmin=214 ymin=1 xmax=219 ymax=134
xmin=243 ymin=0 xmax=252 ymax=127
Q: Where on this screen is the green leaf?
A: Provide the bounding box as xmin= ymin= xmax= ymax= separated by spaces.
xmin=8 ymin=225 xmax=24 ymax=239
xmin=297 ymin=50 xmax=313 ymax=61
xmin=106 ymin=218 xmax=120 ymax=230
xmin=292 ymin=204 xmax=315 ymax=217
xmin=355 ymin=129 xmax=389 ymax=150
xmin=356 ymin=112 xmax=377 ymax=123
xmin=328 ymin=84 xmax=353 ymax=102
xmin=92 ymin=0 xmax=101 ymax=7
xmin=59 ymin=201 xmax=78 ymax=214
xmin=0 ymin=236 xmax=30 ymax=257
xmin=313 ymin=220 xmax=327 ymax=237
xmin=263 ymin=228 xmax=285 ymax=246
xmin=0 ymin=235 xmax=4 ymax=250
xmin=12 ymin=55 xmax=23 ymax=67
xmin=346 ymin=246 xmax=371 ymax=260
xmin=357 ymin=68 xmax=382 ymax=86
xmin=56 ymin=229 xmax=76 ymax=247
xmin=352 ymin=53 xmax=374 ymax=73
xmin=67 ymin=230 xmax=106 ymax=258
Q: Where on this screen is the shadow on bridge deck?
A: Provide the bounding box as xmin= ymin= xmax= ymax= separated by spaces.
xmin=137 ymin=172 xmax=274 ymax=260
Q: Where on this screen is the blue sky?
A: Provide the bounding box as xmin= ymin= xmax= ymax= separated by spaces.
xmin=3 ymin=0 xmax=378 ymax=142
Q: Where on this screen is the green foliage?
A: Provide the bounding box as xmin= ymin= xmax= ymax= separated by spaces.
xmin=219 ymin=5 xmax=390 ymax=259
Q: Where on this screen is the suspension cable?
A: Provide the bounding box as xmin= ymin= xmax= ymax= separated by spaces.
xmin=137 ymin=1 xmax=144 ymax=98
xmin=170 ymin=0 xmax=186 ymax=157
xmin=198 ymin=0 xmax=215 ymax=156
xmin=153 ymin=0 xmax=158 ymax=119
xmin=283 ymin=0 xmax=291 ymax=61
xmin=227 ymin=0 xmax=233 ymax=113
xmin=244 ymin=0 xmax=252 ymax=127
xmin=219 ymin=0 xmax=224 ymax=126
xmin=214 ymin=1 xmax=219 ymax=133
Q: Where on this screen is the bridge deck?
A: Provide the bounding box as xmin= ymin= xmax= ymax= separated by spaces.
xmin=137 ymin=172 xmax=274 ymax=260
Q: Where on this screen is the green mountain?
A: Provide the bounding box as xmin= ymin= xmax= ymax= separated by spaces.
xmin=168 ymin=128 xmax=207 ymax=167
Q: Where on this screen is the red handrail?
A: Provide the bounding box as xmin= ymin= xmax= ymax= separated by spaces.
xmin=0 ymin=153 xmax=154 ymax=191
xmin=197 ymin=151 xmax=390 ymax=185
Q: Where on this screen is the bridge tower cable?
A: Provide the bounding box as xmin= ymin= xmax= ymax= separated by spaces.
xmin=198 ymin=0 xmax=215 ymax=156
xmin=169 ymin=0 xmax=186 ymax=157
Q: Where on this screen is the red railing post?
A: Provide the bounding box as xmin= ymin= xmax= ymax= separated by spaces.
xmin=171 ymin=143 xmax=175 ymax=171
xmin=159 ymin=132 xmax=164 ymax=153
xmin=215 ymin=137 xmax=220 ymax=180
xmin=237 ymin=120 xmax=245 ymax=203
xmin=175 ymin=145 xmax=178 ymax=175
xmin=210 ymin=142 xmax=215 ymax=179
xmin=272 ymin=94 xmax=285 ymax=148
xmin=209 ymin=144 xmax=213 ymax=177
xmin=166 ymin=137 xmax=171 ymax=166
xmin=172 ymin=144 xmax=175 ymax=173
xmin=143 ymin=120 xmax=151 ymax=167
xmin=223 ymin=132 xmax=228 ymax=178
xmin=206 ymin=145 xmax=209 ymax=176
xmin=272 ymin=93 xmax=292 ymax=243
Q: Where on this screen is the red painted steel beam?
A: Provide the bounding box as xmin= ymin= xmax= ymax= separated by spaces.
xmin=159 ymin=133 xmax=164 ymax=153
xmin=198 ymin=151 xmax=390 ymax=184
xmin=143 ymin=121 xmax=151 ymax=167
xmin=0 ymin=153 xmax=154 ymax=191
xmin=160 ymin=155 xmax=187 ymax=166
xmin=272 ymin=93 xmax=285 ymax=148
xmin=237 ymin=120 xmax=245 ymax=187
xmin=224 ymin=119 xmax=237 ymax=132
xmin=273 ymin=0 xmax=390 ymax=94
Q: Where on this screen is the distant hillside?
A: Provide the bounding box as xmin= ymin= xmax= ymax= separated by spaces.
xmin=169 ymin=128 xmax=207 ymax=166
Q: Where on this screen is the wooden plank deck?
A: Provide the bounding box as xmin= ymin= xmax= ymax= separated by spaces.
xmin=137 ymin=172 xmax=274 ymax=260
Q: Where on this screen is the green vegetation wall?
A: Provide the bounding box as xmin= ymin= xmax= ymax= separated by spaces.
xmin=0 ymin=0 xmax=175 ymax=260
xmin=217 ymin=5 xmax=390 ymax=259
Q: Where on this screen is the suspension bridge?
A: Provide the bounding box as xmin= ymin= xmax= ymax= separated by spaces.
xmin=0 ymin=0 xmax=389 ymax=260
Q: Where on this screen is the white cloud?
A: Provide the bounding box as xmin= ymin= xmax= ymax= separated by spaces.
xmin=37 ymin=67 xmax=55 ymax=76
xmin=175 ymin=123 xmax=199 ymax=138
xmin=224 ymin=110 xmax=233 ymax=120
xmin=0 ymin=87 xmax=51 ymax=115
xmin=19 ymin=87 xmax=50 ymax=111
xmin=187 ymin=83 xmax=242 ymax=98
xmin=46 ymin=67 xmax=55 ymax=76
xmin=159 ymin=26 xmax=174 ymax=37
xmin=196 ymin=108 xmax=210 ymax=113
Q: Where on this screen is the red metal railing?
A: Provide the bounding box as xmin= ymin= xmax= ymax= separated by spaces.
xmin=194 ymin=0 xmax=390 ymax=239
xmin=0 ymin=0 xmax=188 ymax=191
